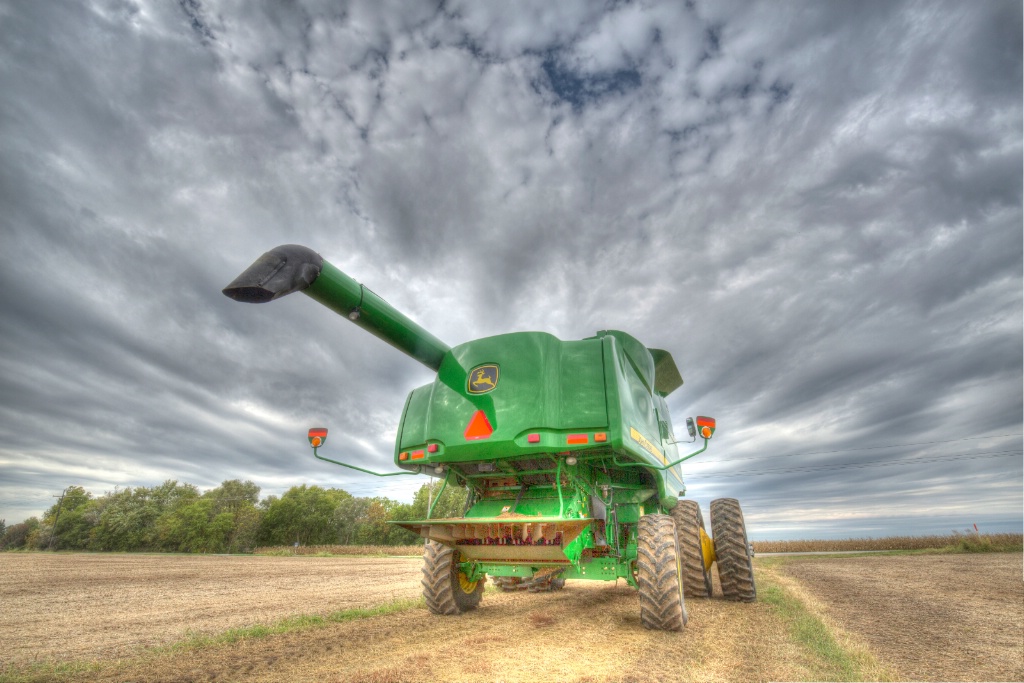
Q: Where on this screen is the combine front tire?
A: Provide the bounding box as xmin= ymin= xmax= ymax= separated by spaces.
xmin=422 ymin=541 xmax=484 ymax=615
xmin=710 ymin=498 xmax=756 ymax=602
xmin=636 ymin=514 xmax=687 ymax=631
xmin=671 ymin=500 xmax=714 ymax=598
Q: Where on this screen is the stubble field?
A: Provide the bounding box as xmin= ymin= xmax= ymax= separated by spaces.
xmin=1 ymin=552 xmax=1021 ymax=682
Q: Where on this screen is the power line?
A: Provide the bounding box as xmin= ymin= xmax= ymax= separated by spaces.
xmin=686 ymin=433 xmax=1024 ymax=466
xmin=686 ymin=449 xmax=1021 ymax=479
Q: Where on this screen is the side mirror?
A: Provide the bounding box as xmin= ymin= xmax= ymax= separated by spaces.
xmin=685 ymin=417 xmax=696 ymax=438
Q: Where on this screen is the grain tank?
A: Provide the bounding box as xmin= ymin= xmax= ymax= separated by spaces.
xmin=223 ymin=244 xmax=756 ymax=630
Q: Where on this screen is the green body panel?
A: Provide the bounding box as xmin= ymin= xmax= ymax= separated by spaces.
xmin=223 ymin=247 xmax=711 ymax=587
xmin=394 ymin=329 xmax=687 ymax=509
xmin=396 ymin=333 xmax=608 ymax=460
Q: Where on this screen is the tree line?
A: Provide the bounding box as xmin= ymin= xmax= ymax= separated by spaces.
xmin=0 ymin=479 xmax=465 ymax=553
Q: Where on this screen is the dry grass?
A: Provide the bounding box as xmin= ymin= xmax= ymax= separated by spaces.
xmin=753 ymin=531 xmax=1022 ymax=554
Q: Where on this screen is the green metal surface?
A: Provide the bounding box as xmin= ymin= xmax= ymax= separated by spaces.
xmin=224 ymin=246 xmax=719 ymax=590
xmin=304 ymin=261 xmax=451 ymax=371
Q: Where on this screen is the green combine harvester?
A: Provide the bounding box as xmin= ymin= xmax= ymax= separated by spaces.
xmin=224 ymin=244 xmax=756 ymax=631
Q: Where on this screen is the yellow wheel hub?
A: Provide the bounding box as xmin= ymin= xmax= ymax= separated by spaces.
xmin=458 ymin=571 xmax=478 ymax=594
xmin=699 ymin=526 xmax=716 ymax=572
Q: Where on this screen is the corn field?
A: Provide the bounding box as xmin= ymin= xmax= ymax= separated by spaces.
xmin=752 ymin=531 xmax=1022 ymax=554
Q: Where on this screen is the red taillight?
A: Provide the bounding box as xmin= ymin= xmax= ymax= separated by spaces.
xmin=566 ymin=434 xmax=588 ymax=445
xmin=464 ymin=410 xmax=494 ymax=440
xmin=427 ymin=443 xmax=439 ymax=453
xmin=411 ymin=450 xmax=425 ymax=460
xmin=527 ymin=433 xmax=540 ymax=443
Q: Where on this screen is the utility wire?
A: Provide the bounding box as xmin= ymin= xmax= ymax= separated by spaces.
xmin=686 ymin=433 xmax=1023 ymax=466
xmin=686 ymin=449 xmax=1021 ymax=479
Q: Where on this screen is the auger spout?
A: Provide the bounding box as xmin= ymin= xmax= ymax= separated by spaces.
xmin=222 ymin=244 xmax=450 ymax=371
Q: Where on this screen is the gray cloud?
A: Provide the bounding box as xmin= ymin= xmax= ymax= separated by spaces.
xmin=0 ymin=0 xmax=1019 ymax=538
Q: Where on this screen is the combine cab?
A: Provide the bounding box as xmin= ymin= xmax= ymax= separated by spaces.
xmin=224 ymin=245 xmax=756 ymax=630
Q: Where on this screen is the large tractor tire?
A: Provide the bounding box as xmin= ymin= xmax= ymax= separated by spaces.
xmin=671 ymin=499 xmax=714 ymax=598
xmin=421 ymin=541 xmax=484 ymax=615
xmin=710 ymin=498 xmax=757 ymax=602
xmin=636 ymin=513 xmax=687 ymax=631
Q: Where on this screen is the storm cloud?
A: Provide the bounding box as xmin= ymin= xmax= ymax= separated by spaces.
xmin=1 ymin=0 xmax=1020 ymax=538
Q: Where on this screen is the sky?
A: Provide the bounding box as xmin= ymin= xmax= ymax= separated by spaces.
xmin=1 ymin=0 xmax=1021 ymax=540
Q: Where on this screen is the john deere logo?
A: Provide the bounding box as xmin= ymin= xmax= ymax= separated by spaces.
xmin=467 ymin=364 xmax=499 ymax=394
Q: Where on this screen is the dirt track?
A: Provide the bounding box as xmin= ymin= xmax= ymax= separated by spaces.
xmin=1 ymin=552 xmax=1021 ymax=682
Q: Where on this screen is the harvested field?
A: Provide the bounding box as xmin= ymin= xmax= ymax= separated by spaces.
xmin=776 ymin=553 xmax=1024 ymax=682
xmin=1 ymin=551 xmax=1021 ymax=682
xmin=0 ymin=553 xmax=819 ymax=682
xmin=0 ymin=553 xmax=422 ymax=664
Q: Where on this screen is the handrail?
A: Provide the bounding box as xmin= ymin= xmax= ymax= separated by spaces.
xmin=313 ymin=448 xmax=421 ymax=476
xmin=427 ymin=469 xmax=451 ymax=519
xmin=611 ymin=438 xmax=709 ymax=471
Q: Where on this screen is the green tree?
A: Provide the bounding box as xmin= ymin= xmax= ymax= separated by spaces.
xmin=409 ymin=480 xmax=467 ymax=521
xmin=42 ymin=486 xmax=94 ymax=550
xmin=258 ymin=485 xmax=349 ymax=546
xmin=155 ymin=498 xmax=235 ymax=553
xmin=1 ymin=517 xmax=40 ymax=550
xmin=91 ymin=481 xmax=199 ymax=551
xmin=333 ymin=496 xmax=371 ymax=545
xmin=228 ymin=504 xmax=261 ymax=553
xmin=203 ymin=479 xmax=260 ymax=511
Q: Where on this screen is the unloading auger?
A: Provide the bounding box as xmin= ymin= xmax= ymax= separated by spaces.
xmin=224 ymin=244 xmax=756 ymax=630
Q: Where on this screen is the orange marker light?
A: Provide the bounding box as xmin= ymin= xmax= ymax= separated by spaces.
xmin=696 ymin=416 xmax=716 ymax=439
xmin=464 ymin=410 xmax=494 ymax=440
xmin=594 ymin=432 xmax=608 ymax=443
xmin=308 ymin=427 xmax=328 ymax=448
xmin=399 ymin=452 xmax=409 ymax=461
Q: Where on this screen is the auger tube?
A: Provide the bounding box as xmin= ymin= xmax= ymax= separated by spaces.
xmin=223 ymin=244 xmax=450 ymax=371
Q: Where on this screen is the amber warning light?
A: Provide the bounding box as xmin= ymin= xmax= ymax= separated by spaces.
xmin=695 ymin=416 xmax=716 ymax=439
xmin=308 ymin=427 xmax=328 ymax=448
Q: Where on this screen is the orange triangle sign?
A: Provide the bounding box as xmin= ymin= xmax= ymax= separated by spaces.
xmin=464 ymin=410 xmax=494 ymax=440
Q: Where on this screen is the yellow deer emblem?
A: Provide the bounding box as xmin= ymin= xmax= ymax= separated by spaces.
xmin=468 ymin=365 xmax=499 ymax=394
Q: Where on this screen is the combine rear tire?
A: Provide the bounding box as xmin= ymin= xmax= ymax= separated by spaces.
xmin=422 ymin=541 xmax=484 ymax=615
xmin=710 ymin=498 xmax=756 ymax=602
xmin=636 ymin=513 xmax=687 ymax=631
xmin=671 ymin=500 xmax=713 ymax=598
